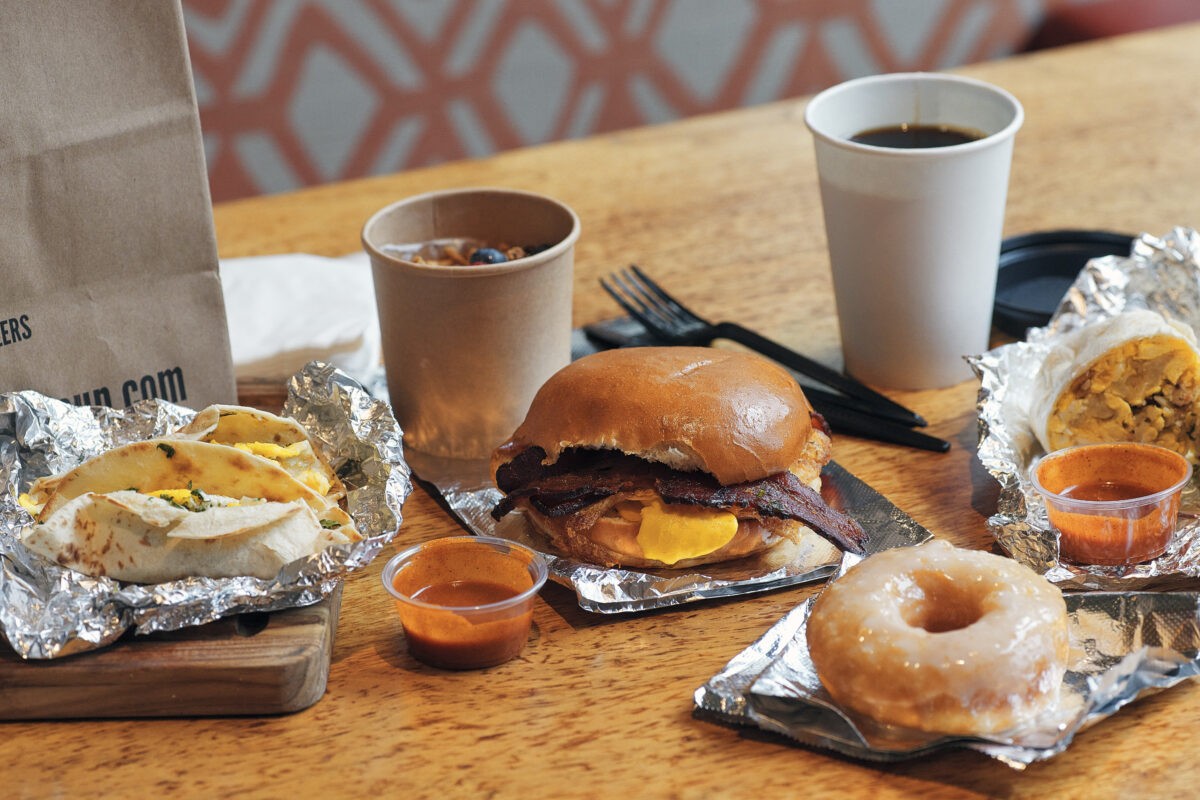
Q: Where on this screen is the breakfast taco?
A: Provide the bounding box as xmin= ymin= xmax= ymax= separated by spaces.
xmin=18 ymin=439 xmax=360 ymax=583
xmin=171 ymin=404 xmax=344 ymax=501
xmin=1032 ymin=309 xmax=1200 ymax=458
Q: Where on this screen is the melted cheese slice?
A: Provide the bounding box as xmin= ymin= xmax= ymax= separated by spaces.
xmin=635 ymin=499 xmax=738 ymax=565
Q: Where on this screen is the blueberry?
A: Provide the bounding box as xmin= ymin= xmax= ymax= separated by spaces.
xmin=469 ymin=247 xmax=507 ymax=264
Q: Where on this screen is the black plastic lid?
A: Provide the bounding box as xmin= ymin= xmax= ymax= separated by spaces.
xmin=993 ymin=229 xmax=1135 ymax=338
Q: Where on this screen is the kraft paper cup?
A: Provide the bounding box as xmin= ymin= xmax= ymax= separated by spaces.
xmin=362 ymin=187 xmax=580 ymax=459
xmin=805 ymin=72 xmax=1023 ymax=390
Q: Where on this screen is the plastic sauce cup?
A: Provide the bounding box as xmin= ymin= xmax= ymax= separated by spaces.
xmin=1032 ymin=443 xmax=1192 ymax=566
xmin=381 ymin=536 xmax=548 ymax=670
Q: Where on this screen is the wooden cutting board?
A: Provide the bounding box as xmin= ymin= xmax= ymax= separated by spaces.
xmin=0 ymin=586 xmax=341 ymax=720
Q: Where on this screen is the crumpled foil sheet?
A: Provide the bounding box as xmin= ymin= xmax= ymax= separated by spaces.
xmin=695 ymin=577 xmax=1200 ymax=768
xmin=408 ymin=449 xmax=931 ymax=613
xmin=0 ymin=361 xmax=412 ymax=659
xmin=969 ymin=227 xmax=1200 ymax=590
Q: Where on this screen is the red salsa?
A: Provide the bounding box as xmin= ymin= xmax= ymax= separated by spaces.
xmin=386 ymin=538 xmax=544 ymax=670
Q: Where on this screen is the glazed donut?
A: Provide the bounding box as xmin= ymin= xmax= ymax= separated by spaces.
xmin=806 ymin=540 xmax=1069 ymax=735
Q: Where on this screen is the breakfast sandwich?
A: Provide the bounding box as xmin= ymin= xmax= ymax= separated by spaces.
xmin=489 ymin=347 xmax=866 ymax=569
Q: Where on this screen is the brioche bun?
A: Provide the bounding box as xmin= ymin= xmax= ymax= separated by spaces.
xmin=493 ymin=346 xmax=814 ymax=485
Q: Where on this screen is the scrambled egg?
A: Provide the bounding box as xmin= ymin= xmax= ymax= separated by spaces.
xmin=630 ymin=499 xmax=739 ymax=565
xmin=233 ymin=441 xmax=332 ymax=496
xmin=152 ymin=488 xmax=202 ymax=505
xmin=16 ymin=493 xmax=39 ymax=515
xmin=18 ymin=486 xmax=237 ymax=515
xmin=1046 ymin=335 xmax=1200 ymax=455
xmin=149 ymin=487 xmax=246 ymax=511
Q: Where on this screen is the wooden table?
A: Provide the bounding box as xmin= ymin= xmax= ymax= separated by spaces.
xmin=8 ymin=23 xmax=1200 ymax=799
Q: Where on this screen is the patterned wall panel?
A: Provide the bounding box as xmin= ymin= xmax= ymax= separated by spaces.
xmin=184 ymin=0 xmax=1099 ymax=201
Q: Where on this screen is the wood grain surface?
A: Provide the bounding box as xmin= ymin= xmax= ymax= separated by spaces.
xmin=0 ymin=589 xmax=341 ymax=720
xmin=7 ymin=23 xmax=1200 ymax=799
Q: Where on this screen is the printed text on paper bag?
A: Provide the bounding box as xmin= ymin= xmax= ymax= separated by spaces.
xmin=0 ymin=315 xmax=33 ymax=347
xmin=66 ymin=366 xmax=188 ymax=408
xmin=1 ymin=312 xmax=187 ymax=408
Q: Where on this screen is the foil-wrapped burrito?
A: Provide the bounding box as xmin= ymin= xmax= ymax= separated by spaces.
xmin=972 ymin=228 xmax=1200 ymax=588
xmin=1032 ymin=308 xmax=1200 ymax=457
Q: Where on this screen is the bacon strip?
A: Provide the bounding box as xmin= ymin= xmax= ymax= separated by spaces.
xmin=492 ymin=447 xmax=866 ymax=554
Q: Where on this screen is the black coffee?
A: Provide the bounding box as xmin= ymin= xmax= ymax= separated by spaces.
xmin=850 ymin=123 xmax=984 ymax=148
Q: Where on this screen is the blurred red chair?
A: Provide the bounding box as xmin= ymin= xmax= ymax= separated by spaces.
xmin=1026 ymin=0 xmax=1200 ymax=49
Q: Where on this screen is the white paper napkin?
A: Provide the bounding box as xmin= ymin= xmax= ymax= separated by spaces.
xmin=218 ymin=252 xmax=381 ymax=383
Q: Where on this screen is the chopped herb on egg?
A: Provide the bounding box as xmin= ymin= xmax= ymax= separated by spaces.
xmin=154 ymin=488 xmax=213 ymax=512
xmin=158 ymin=493 xmax=186 ymax=509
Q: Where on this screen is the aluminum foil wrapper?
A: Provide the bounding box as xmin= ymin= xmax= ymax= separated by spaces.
xmin=695 ymin=581 xmax=1200 ymax=768
xmin=0 ymin=361 xmax=412 ymax=659
xmin=969 ymin=227 xmax=1200 ymax=590
xmin=408 ymin=448 xmax=931 ymax=613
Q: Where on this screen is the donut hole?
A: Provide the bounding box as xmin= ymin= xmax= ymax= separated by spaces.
xmin=900 ymin=570 xmax=986 ymax=633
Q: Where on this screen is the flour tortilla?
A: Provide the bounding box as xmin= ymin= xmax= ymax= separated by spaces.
xmin=21 ymin=438 xmax=360 ymax=583
xmin=22 ymin=491 xmax=354 ymax=583
xmin=27 ymin=439 xmax=339 ymax=520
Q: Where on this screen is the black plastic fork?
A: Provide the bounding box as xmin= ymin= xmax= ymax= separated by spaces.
xmin=600 ymin=265 xmax=927 ymax=428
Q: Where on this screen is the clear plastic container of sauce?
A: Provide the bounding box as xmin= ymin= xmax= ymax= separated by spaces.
xmin=1032 ymin=443 xmax=1192 ymax=566
xmin=381 ymin=536 xmax=548 ymax=669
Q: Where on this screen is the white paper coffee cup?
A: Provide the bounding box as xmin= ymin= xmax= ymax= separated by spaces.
xmin=805 ymin=72 xmax=1023 ymax=390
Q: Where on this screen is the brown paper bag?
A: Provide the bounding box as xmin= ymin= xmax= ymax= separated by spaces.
xmin=0 ymin=0 xmax=235 ymax=409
